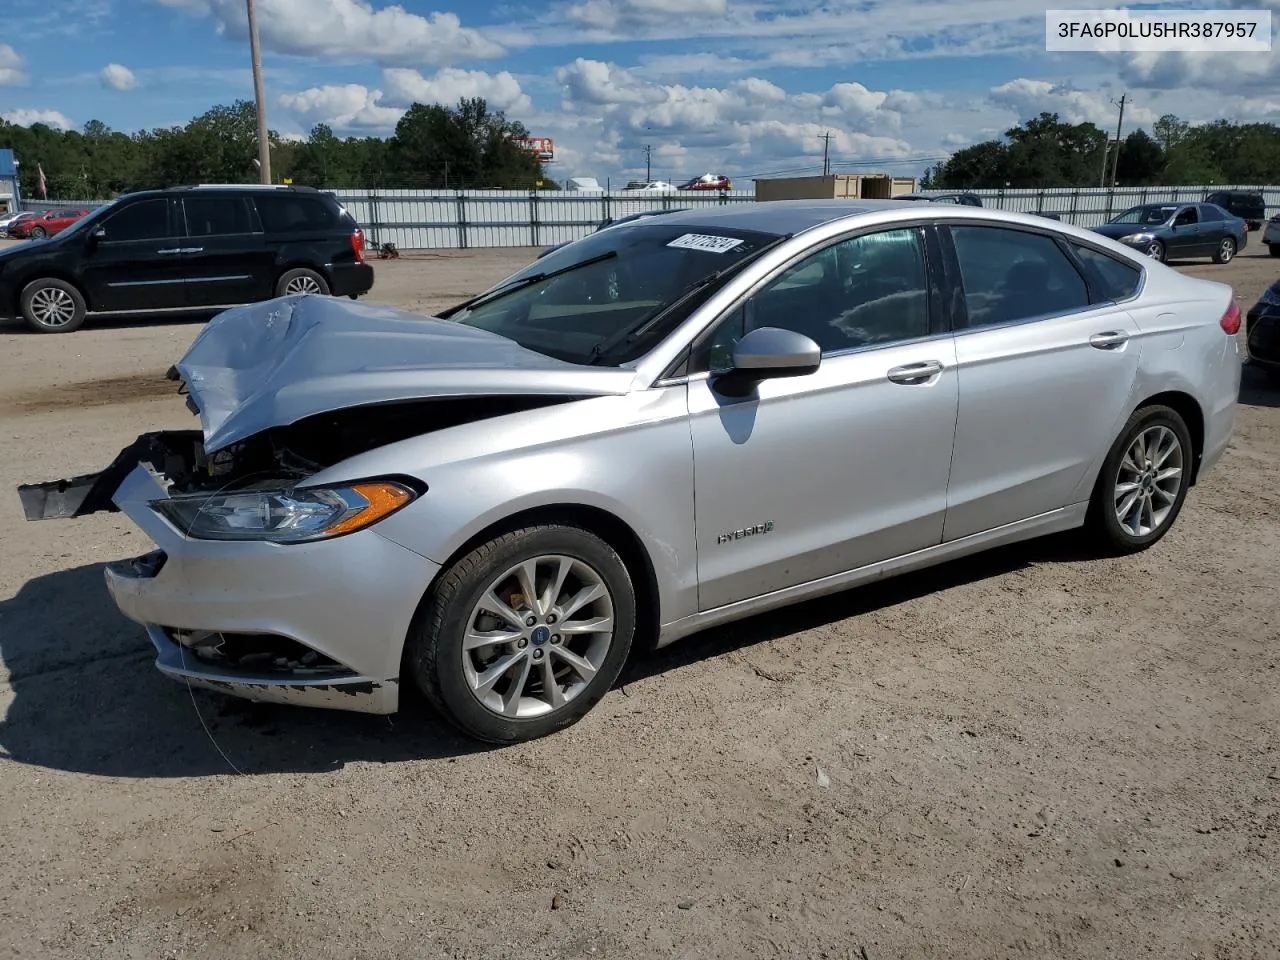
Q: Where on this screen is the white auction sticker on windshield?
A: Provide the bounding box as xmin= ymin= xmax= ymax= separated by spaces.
xmin=667 ymin=233 xmax=745 ymax=253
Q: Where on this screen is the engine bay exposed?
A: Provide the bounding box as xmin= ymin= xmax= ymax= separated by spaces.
xmin=18 ymin=393 xmax=581 ymax=520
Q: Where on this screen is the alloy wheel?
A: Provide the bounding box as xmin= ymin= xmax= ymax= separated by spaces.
xmin=462 ymin=555 xmax=615 ymax=719
xmin=1219 ymin=238 xmax=1235 ymax=263
xmin=1145 ymin=241 xmax=1164 ymax=261
xmin=284 ymin=275 xmax=323 ymax=295
xmin=1114 ymin=425 xmax=1184 ymax=537
xmin=29 ymin=287 xmax=77 ymax=328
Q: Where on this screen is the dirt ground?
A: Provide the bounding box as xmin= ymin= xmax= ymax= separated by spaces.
xmin=1 ymin=238 xmax=1279 ymax=960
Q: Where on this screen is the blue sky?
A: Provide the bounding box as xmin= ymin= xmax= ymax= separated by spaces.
xmin=1 ymin=0 xmax=1278 ymax=183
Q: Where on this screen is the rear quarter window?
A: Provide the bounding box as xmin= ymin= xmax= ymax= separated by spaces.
xmin=1070 ymin=242 xmax=1143 ymax=302
xmin=253 ymin=194 xmax=340 ymax=233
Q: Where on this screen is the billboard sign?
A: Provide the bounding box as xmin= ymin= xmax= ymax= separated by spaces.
xmin=517 ymin=137 xmax=555 ymax=162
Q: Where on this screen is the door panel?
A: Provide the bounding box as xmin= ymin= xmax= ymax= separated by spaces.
xmin=690 ymin=339 xmax=959 ymax=611
xmin=180 ymin=196 xmax=274 ymax=307
xmin=80 ymin=198 xmax=186 ymax=312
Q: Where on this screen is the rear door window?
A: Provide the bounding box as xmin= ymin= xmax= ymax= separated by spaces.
xmin=183 ymin=197 xmax=256 ymax=237
xmin=949 ymin=226 xmax=1090 ymax=328
xmin=253 ymin=194 xmax=338 ymax=233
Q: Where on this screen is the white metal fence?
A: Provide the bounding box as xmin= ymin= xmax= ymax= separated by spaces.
xmin=20 ymin=184 xmax=1280 ymax=250
xmin=331 ymin=188 xmax=758 ymax=250
xmin=911 ymin=184 xmax=1280 ymax=228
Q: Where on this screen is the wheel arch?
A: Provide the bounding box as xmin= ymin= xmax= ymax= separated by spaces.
xmin=1134 ymin=390 xmax=1206 ymax=484
xmin=13 ymin=271 xmax=94 ymax=315
xmin=414 ymin=502 xmax=663 ymax=656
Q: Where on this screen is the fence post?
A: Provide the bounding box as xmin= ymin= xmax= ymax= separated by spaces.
xmin=1141 ymin=187 xmax=1149 ymax=205
xmin=1036 ymin=188 xmax=1045 ymax=213
xmin=529 ymin=189 xmax=539 ymax=248
xmin=368 ymin=187 xmax=381 ymax=248
xmin=1069 ymin=189 xmax=1079 ymax=225
xmin=1105 ymin=187 xmax=1115 ymax=221
xmin=456 ymin=191 xmax=468 ymax=250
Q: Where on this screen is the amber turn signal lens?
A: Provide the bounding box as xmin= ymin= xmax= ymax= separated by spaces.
xmin=323 ymin=481 xmax=414 ymax=536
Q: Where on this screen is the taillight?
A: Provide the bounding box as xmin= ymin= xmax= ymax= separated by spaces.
xmin=351 ymin=228 xmax=365 ymax=263
xmin=1221 ymin=300 xmax=1241 ymax=335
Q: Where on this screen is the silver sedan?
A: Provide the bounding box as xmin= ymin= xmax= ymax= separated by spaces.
xmin=18 ymin=200 xmax=1243 ymax=743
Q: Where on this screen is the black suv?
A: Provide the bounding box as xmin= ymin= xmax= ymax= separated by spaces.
xmin=0 ymin=184 xmax=375 ymax=333
xmin=1203 ymin=190 xmax=1266 ymax=231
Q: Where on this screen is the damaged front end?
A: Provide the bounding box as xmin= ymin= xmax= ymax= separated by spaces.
xmin=15 ymin=295 xmax=631 ymax=714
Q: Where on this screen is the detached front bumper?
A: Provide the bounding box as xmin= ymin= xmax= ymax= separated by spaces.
xmin=20 ymin=437 xmax=440 ymax=715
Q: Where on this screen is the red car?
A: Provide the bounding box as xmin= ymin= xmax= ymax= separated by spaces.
xmin=677 ymin=174 xmax=733 ymax=191
xmin=9 ymin=207 xmax=91 ymax=240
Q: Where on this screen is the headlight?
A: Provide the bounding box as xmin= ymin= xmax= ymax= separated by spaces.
xmin=1118 ymin=232 xmax=1155 ymax=244
xmin=151 ymin=480 xmax=417 ymax=543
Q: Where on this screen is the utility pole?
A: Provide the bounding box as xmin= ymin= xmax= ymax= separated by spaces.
xmin=246 ymin=0 xmax=271 ymax=184
xmin=643 ymin=144 xmax=652 ymax=182
xmin=821 ymin=131 xmax=833 ymax=176
xmin=1109 ymin=93 xmax=1128 ymax=186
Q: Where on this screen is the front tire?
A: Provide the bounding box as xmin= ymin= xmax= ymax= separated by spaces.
xmin=20 ymin=278 xmax=87 ymax=333
xmin=1213 ymin=236 xmax=1236 ymax=264
xmin=29 ymin=226 xmax=46 ymax=240
xmin=274 ymin=267 xmax=330 ymax=298
xmin=1268 ymin=244 xmax=1279 ymax=258
xmin=1086 ymin=405 xmax=1193 ymax=555
xmin=406 ymin=525 xmax=637 ymax=744
xmin=1145 ymin=240 xmax=1165 ymax=262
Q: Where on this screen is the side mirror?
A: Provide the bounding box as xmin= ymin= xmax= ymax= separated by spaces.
xmin=713 ymin=325 xmax=821 ymax=398
xmin=88 ymin=226 xmax=106 ymax=244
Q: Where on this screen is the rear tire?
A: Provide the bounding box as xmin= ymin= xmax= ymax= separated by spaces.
xmin=1213 ymin=236 xmax=1236 ymax=264
xmin=274 ymin=268 xmax=330 ymax=298
xmin=20 ymin=278 xmax=87 ymax=333
xmin=1086 ymin=404 xmax=1193 ymax=555
xmin=405 ymin=524 xmax=637 ymax=744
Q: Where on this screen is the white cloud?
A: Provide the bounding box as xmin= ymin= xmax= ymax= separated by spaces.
xmin=382 ymin=67 xmax=531 ymax=113
xmin=157 ymin=0 xmax=504 ymax=67
xmin=549 ymin=58 xmax=914 ymax=181
xmin=277 ymin=84 xmax=404 ymax=131
xmin=99 ymin=63 xmax=137 ymax=91
xmin=2 ymin=108 xmax=73 ymax=130
xmin=566 ymin=0 xmax=727 ymax=29
xmin=989 ymin=78 xmax=1157 ymax=127
xmin=0 ymin=43 xmax=27 ymax=85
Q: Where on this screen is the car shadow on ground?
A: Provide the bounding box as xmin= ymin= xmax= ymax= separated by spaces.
xmin=0 ymin=532 xmax=1091 ymax=779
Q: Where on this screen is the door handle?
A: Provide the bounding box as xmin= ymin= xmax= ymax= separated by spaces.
xmin=182 ymin=247 xmax=204 ymax=253
xmin=1089 ymin=331 xmax=1130 ymax=349
xmin=886 ymin=360 xmax=943 ymax=384
xmin=156 ymin=248 xmax=182 ymax=255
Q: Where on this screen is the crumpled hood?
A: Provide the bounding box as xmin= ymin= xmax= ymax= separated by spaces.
xmin=174 ymin=295 xmax=634 ymax=452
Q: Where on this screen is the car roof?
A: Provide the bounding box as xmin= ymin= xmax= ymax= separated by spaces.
xmin=623 ymin=198 xmax=1005 ymax=235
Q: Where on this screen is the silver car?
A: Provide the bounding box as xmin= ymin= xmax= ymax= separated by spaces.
xmin=18 ymin=201 xmax=1243 ymax=744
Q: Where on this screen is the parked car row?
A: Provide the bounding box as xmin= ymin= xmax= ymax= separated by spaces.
xmin=0 ymin=184 xmax=373 ymax=332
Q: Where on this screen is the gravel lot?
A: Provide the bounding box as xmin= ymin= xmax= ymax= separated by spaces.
xmin=1 ymin=237 xmax=1279 ymax=960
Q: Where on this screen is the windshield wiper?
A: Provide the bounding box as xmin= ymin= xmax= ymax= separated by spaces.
xmin=584 ymin=232 xmax=794 ymax=365
xmin=442 ymin=250 xmax=619 ymax=318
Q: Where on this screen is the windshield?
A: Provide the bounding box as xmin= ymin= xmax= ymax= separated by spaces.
xmin=446 ymin=222 xmax=783 ymax=365
xmin=1111 ymin=204 xmax=1176 ymax=226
